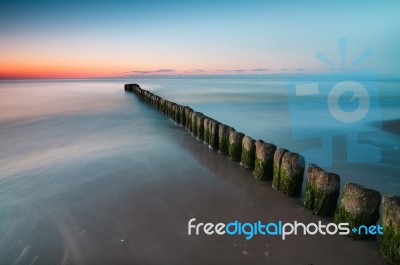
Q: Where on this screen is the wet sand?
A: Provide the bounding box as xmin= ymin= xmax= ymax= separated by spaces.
xmin=143 ymin=124 xmax=387 ymax=265
xmin=49 ymin=121 xmax=386 ymax=265
xmin=35 ymin=112 xmax=386 ymax=265
xmin=69 ymin=113 xmax=386 ymax=264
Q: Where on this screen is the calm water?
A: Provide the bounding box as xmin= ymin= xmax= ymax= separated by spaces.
xmin=138 ymin=77 xmax=400 ymax=193
xmin=0 ymin=79 xmax=201 ymax=264
xmin=0 ymin=78 xmax=398 ymax=264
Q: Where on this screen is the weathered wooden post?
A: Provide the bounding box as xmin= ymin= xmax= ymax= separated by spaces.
xmin=196 ymin=115 xmax=205 ymax=140
xmin=186 ymin=109 xmax=193 ymax=131
xmin=304 ymin=164 xmax=340 ymax=216
xmin=218 ymin=124 xmax=231 ymax=156
xmin=272 ymin=150 xmax=305 ymax=197
xmin=191 ymin=112 xmax=203 ymax=136
xmin=334 ymin=183 xmax=381 ymax=239
xmin=272 ymin=148 xmax=288 ymax=190
xmin=203 ymin=117 xmax=211 ymax=144
xmin=240 ymin=136 xmax=256 ymax=170
xmin=210 ymin=120 xmax=219 ymax=150
xmin=228 ymin=129 xmax=244 ymax=162
xmin=173 ymin=104 xmax=180 ymax=123
xmin=253 ymin=140 xmax=277 ymax=181
xmin=380 ymin=195 xmax=400 ymax=265
xmin=190 ymin=112 xmax=198 ymax=135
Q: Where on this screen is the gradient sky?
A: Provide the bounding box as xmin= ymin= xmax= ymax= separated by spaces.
xmin=0 ymin=0 xmax=399 ymax=78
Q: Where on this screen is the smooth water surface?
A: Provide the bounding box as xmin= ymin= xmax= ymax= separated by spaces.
xmin=0 ymin=78 xmax=397 ymax=264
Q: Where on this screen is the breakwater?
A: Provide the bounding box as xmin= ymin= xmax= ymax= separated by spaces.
xmin=125 ymin=83 xmax=399 ymax=264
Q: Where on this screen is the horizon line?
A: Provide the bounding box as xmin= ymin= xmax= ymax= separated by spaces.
xmin=1 ymin=72 xmax=400 ymax=81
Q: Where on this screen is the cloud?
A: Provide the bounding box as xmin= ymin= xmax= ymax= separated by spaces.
xmin=215 ymin=69 xmax=244 ymax=72
xmin=157 ymin=69 xmax=175 ymax=73
xmin=252 ymin=68 xmax=269 ymax=71
xmin=124 ymin=69 xmax=175 ymax=74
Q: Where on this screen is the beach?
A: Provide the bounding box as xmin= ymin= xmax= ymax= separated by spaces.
xmin=0 ymin=79 xmax=396 ymax=264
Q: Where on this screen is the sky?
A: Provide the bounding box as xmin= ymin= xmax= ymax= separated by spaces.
xmin=0 ymin=0 xmax=399 ymax=78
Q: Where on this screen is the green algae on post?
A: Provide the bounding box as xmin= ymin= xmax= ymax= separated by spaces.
xmin=191 ymin=112 xmax=200 ymax=135
xmin=186 ymin=109 xmax=193 ymax=130
xmin=272 ymin=148 xmax=288 ymax=191
xmin=203 ymin=117 xmax=211 ymax=144
xmin=278 ymin=151 xmax=305 ymax=197
xmin=304 ymin=164 xmax=340 ymax=216
xmin=228 ymin=129 xmax=244 ymax=162
xmin=253 ymin=140 xmax=277 ymax=181
xmin=240 ymin=136 xmax=256 ymax=170
xmin=179 ymin=106 xmax=187 ymax=126
xmin=210 ymin=120 xmax=219 ymax=150
xmin=196 ymin=115 xmax=205 ymax=140
xmin=218 ymin=124 xmax=231 ymax=156
xmin=334 ymin=183 xmax=381 ymax=240
xmin=380 ymin=195 xmax=400 ymax=265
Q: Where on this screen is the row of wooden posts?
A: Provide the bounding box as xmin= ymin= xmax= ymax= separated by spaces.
xmin=125 ymin=83 xmax=399 ymax=265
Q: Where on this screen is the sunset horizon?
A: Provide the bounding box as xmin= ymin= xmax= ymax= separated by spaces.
xmin=1 ymin=1 xmax=399 ymax=79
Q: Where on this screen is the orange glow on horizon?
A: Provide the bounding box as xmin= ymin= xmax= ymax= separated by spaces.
xmin=0 ymin=61 xmax=192 ymax=79
xmin=0 ymin=63 xmax=119 ymax=79
xmin=0 ymin=59 xmax=283 ymax=79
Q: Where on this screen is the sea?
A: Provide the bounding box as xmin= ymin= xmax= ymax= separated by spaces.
xmin=0 ymin=77 xmax=398 ymax=264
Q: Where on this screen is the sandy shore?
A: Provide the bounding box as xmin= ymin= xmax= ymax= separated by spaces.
xmin=82 ymin=116 xmax=387 ymax=264
xmin=156 ymin=127 xmax=387 ymax=265
xmin=52 ymin=118 xmax=386 ymax=265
